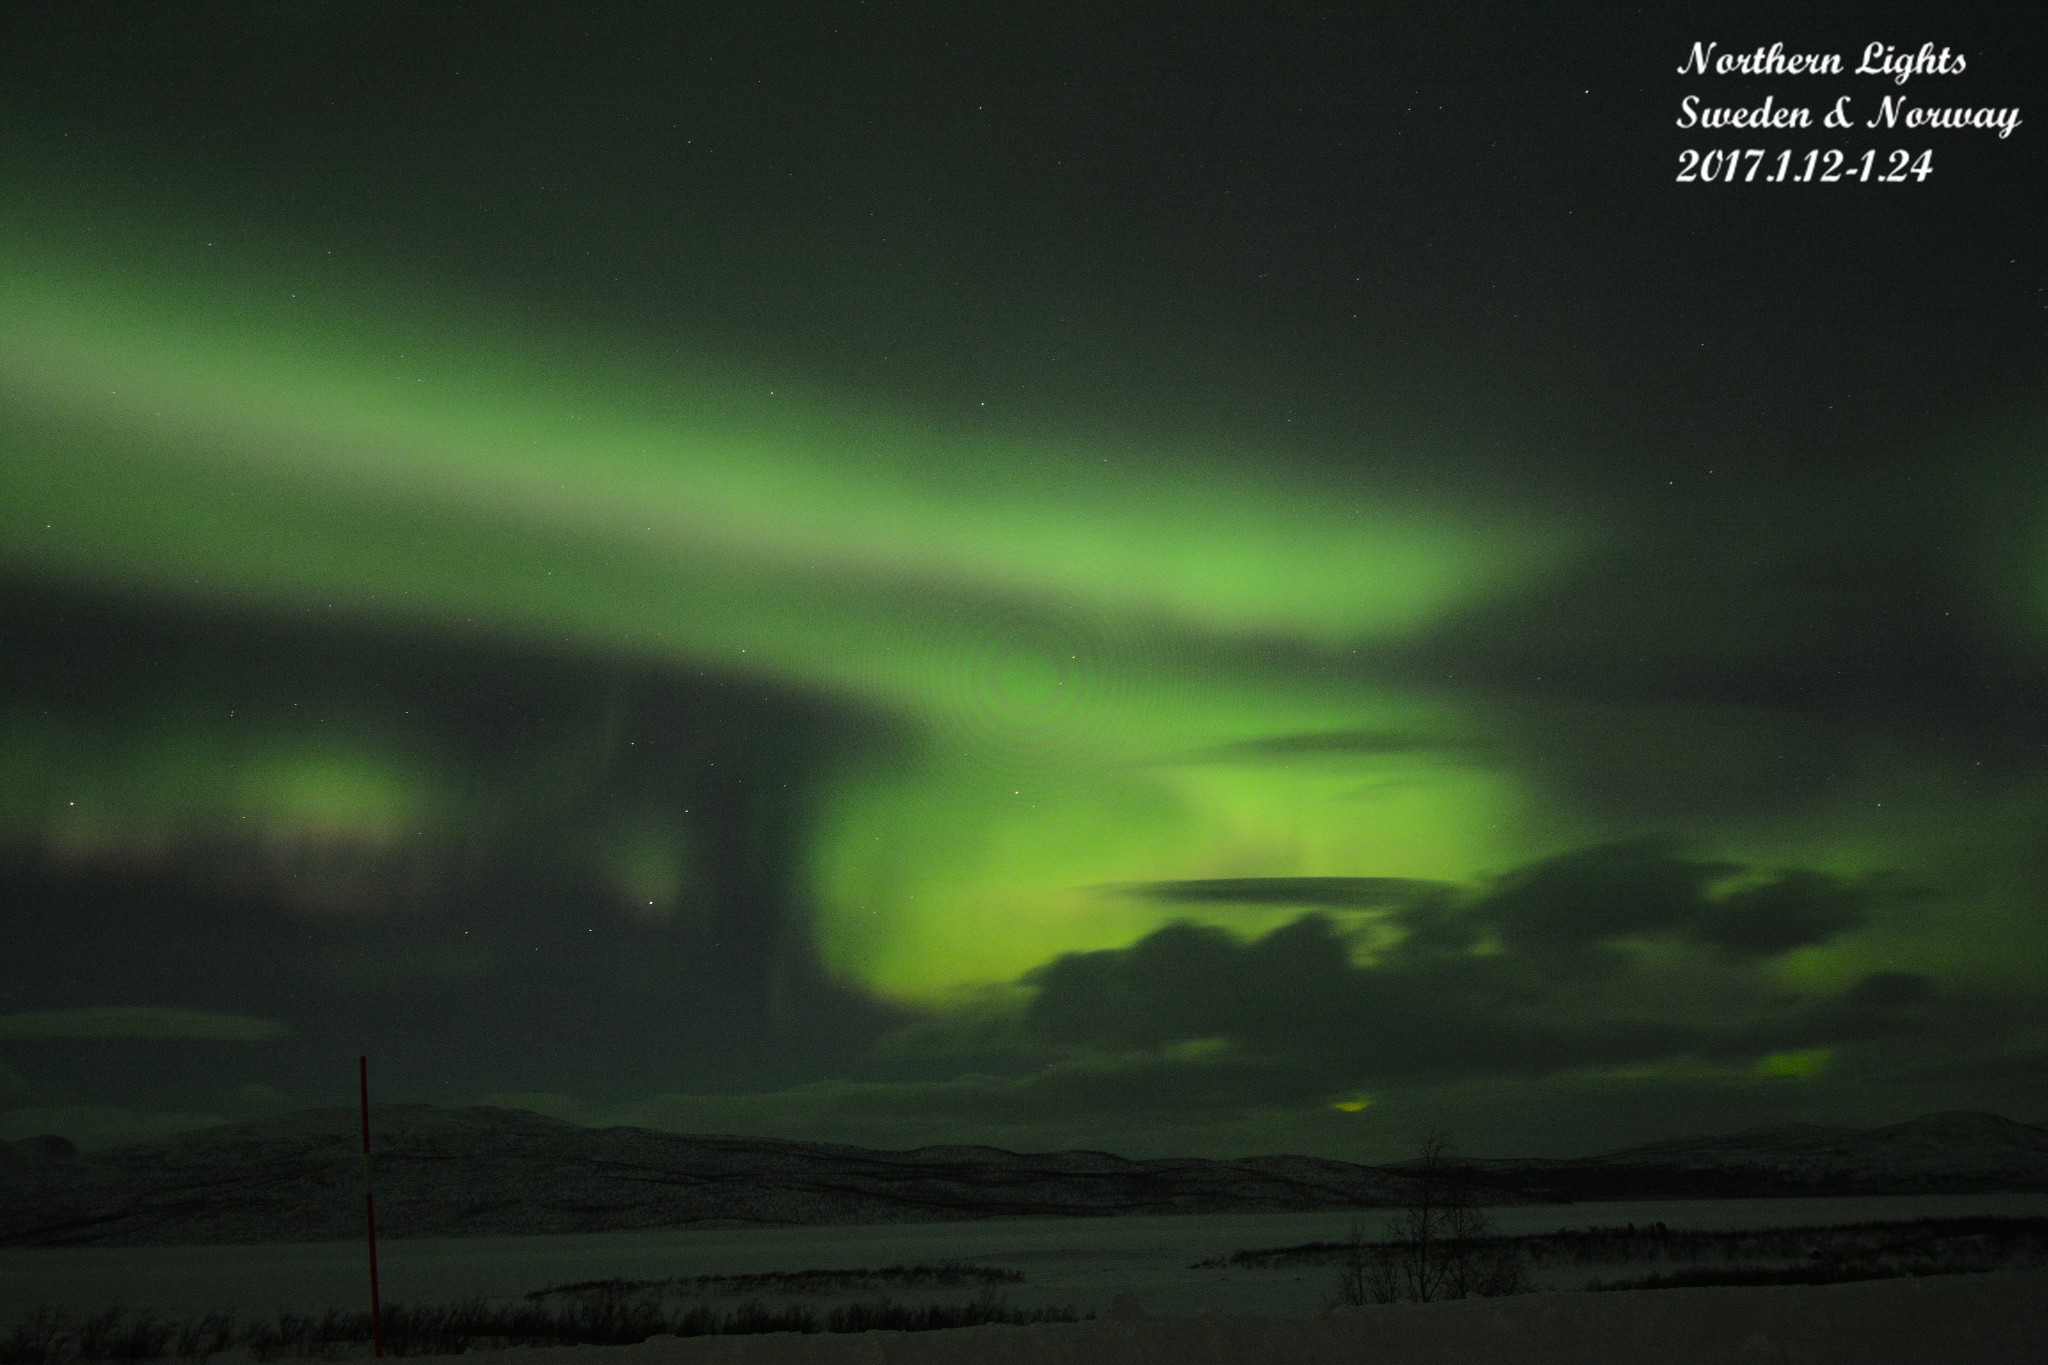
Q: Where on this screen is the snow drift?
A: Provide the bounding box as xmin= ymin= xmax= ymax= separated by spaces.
xmin=450 ymin=1269 xmax=2047 ymax=1364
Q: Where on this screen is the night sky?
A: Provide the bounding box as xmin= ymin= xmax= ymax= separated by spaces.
xmin=2 ymin=2 xmax=2044 ymax=1162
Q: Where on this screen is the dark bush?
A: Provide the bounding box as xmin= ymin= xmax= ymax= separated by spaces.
xmin=4 ymin=1284 xmax=1089 ymax=1360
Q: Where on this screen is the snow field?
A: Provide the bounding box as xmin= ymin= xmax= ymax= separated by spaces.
xmin=453 ymin=1269 xmax=2048 ymax=1365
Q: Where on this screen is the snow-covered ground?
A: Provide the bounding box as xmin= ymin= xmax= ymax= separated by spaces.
xmin=449 ymin=1270 xmax=2048 ymax=1365
xmin=4 ymin=1193 xmax=2045 ymax=1325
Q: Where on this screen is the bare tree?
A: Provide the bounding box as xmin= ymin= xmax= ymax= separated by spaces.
xmin=1390 ymin=1126 xmax=1458 ymax=1302
xmin=1327 ymin=1221 xmax=1403 ymax=1308
xmin=1330 ymin=1127 xmax=1531 ymax=1308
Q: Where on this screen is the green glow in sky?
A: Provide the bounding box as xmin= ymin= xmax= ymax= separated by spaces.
xmin=4 ymin=3 xmax=2042 ymax=1164
xmin=2 ymin=705 xmax=438 ymax=857
xmin=0 ymin=231 xmax=1584 ymax=995
xmin=1756 ymin=1048 xmax=1832 ymax=1079
xmin=1 ymin=241 xmax=1568 ymax=657
xmin=810 ymin=740 xmax=1538 ymax=1000
xmin=234 ymin=748 xmax=431 ymax=841
xmin=602 ymin=818 xmax=696 ymax=924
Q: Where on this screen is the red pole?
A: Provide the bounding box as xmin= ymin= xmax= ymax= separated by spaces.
xmin=360 ymin=1056 xmax=384 ymax=1358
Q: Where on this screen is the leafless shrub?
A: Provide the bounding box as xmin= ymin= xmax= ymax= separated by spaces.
xmin=1329 ymin=1127 xmax=1533 ymax=1307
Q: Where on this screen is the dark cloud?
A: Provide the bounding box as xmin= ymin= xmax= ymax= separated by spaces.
xmin=1739 ymin=970 xmax=2014 ymax=1059
xmin=1022 ymin=841 xmax=1914 ymax=1094
xmin=1842 ymin=971 xmax=1937 ymax=1009
xmin=1104 ymin=876 xmax=1455 ymax=911
xmin=1462 ymin=839 xmax=1881 ymax=962
xmin=0 ymin=2 xmax=2040 ymax=1165
xmin=1695 ymin=872 xmax=1875 ymax=958
xmin=1022 ymin=911 xmax=1689 ymax=1083
xmin=0 ymin=578 xmax=918 ymax=1112
xmin=1350 ymin=529 xmax=2048 ymax=829
xmin=1469 ymin=838 xmax=1740 ymax=955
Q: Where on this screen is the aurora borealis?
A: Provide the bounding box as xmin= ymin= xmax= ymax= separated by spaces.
xmin=2 ymin=3 xmax=2044 ymax=1161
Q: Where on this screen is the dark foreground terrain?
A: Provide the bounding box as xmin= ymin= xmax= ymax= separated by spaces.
xmin=481 ymin=1272 xmax=2048 ymax=1365
xmin=7 ymin=1215 xmax=2047 ymax=1362
xmin=1463 ymin=1110 xmax=2048 ymax=1201
xmin=4 ymin=1107 xmax=2046 ymax=1247
xmin=0 ymin=1106 xmax=1427 ymax=1246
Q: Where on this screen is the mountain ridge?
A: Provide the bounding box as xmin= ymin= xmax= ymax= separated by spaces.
xmin=1464 ymin=1111 xmax=2048 ymax=1201
xmin=4 ymin=1105 xmax=2044 ymax=1247
xmin=0 ymin=1104 xmax=1430 ymax=1247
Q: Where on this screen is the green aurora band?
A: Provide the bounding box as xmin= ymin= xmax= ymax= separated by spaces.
xmin=9 ymin=226 xmax=2021 ymax=1015
xmin=0 ymin=232 xmax=1586 ymax=999
xmin=4 ymin=6 xmax=2045 ymax=1161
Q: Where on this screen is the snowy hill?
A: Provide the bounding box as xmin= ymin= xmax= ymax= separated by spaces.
xmin=1468 ymin=1112 xmax=2048 ymax=1200
xmin=0 ymin=1104 xmax=1426 ymax=1247
xmin=470 ymin=1271 xmax=2048 ymax=1365
xmin=6 ymin=1106 xmax=2046 ymax=1247
xmin=0 ymin=1134 xmax=79 ymax=1174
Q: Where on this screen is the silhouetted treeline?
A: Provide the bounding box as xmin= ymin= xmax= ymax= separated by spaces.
xmin=2 ymin=1286 xmax=1086 ymax=1362
xmin=1201 ymin=1214 xmax=2048 ymax=1288
xmin=525 ymin=1261 xmax=1023 ymax=1301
